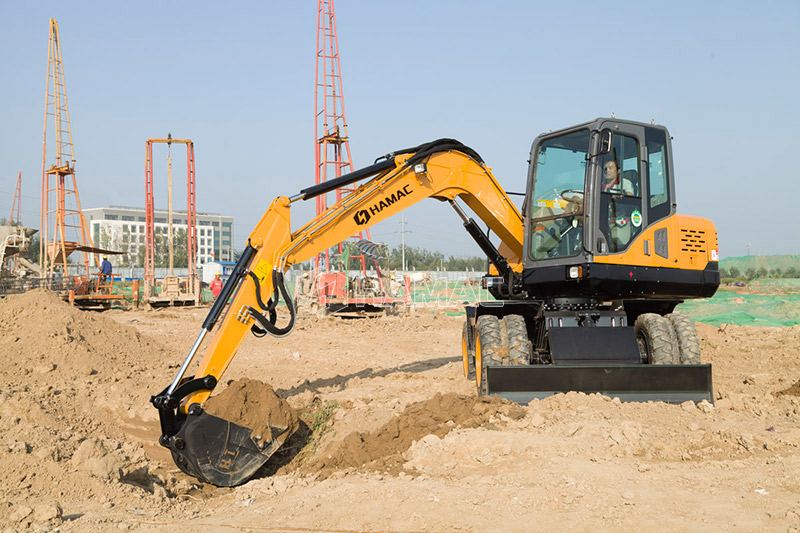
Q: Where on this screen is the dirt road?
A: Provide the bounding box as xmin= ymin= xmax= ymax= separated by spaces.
xmin=1 ymin=290 xmax=799 ymax=531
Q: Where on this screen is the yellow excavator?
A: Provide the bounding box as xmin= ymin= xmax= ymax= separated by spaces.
xmin=152 ymin=118 xmax=719 ymax=486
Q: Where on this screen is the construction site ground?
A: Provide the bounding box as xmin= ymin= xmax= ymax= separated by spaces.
xmin=1 ymin=290 xmax=799 ymax=531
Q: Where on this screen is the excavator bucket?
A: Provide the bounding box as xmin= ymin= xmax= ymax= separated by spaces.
xmin=485 ymin=364 xmax=714 ymax=404
xmin=165 ymin=409 xmax=293 ymax=487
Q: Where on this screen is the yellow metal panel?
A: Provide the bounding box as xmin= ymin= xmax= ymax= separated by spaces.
xmin=593 ymin=213 xmax=718 ymax=271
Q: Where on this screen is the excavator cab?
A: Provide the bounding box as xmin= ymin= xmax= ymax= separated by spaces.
xmin=523 ymin=119 xmax=718 ymax=300
xmin=469 ymin=118 xmax=718 ymax=403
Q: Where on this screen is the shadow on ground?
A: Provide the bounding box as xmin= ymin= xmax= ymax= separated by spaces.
xmin=276 ymin=356 xmax=460 ymax=397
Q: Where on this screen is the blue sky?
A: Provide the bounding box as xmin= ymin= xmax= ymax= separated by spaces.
xmin=1 ymin=0 xmax=798 ymax=258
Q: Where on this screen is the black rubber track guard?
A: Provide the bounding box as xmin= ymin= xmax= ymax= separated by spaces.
xmin=485 ymin=364 xmax=713 ymax=404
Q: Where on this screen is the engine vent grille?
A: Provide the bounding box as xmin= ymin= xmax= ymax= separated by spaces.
xmin=680 ymin=228 xmax=707 ymax=253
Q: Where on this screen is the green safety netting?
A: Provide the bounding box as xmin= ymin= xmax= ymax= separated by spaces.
xmin=678 ymin=288 xmax=800 ymax=327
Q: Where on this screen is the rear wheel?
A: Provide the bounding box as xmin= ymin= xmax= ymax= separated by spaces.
xmin=634 ymin=313 xmax=678 ymax=364
xmin=474 ymin=314 xmax=531 ymax=395
xmin=461 ymin=321 xmax=475 ymax=379
xmin=666 ymin=311 xmax=701 ymax=364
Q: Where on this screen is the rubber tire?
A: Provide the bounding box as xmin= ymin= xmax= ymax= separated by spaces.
xmin=462 ymin=321 xmax=476 ymax=380
xmin=635 ymin=313 xmax=678 ymax=365
xmin=666 ymin=311 xmax=701 ymax=364
xmin=475 ymin=315 xmax=531 ymax=395
xmin=505 ymin=314 xmax=532 ymax=366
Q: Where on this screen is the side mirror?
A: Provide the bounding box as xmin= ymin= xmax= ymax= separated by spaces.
xmin=598 ymin=129 xmax=613 ymax=155
xmin=587 ymin=129 xmax=613 ymax=160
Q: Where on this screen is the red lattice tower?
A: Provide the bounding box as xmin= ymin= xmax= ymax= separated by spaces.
xmin=40 ymin=18 xmax=94 ymax=280
xmin=314 ymin=0 xmax=369 ymax=274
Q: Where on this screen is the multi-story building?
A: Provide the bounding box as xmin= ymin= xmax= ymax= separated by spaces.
xmin=83 ymin=206 xmax=234 ymax=267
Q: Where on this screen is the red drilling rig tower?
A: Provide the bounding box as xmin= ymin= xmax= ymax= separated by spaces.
xmin=308 ymin=0 xmax=407 ymax=316
xmin=314 ymin=0 xmax=369 ymax=273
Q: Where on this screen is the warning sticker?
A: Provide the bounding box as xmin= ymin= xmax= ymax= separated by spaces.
xmin=252 ymin=259 xmax=271 ymax=281
xmin=631 ymin=210 xmax=643 ymax=228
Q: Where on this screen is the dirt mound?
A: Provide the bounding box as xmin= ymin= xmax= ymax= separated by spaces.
xmin=0 ymin=290 xmax=177 ymax=530
xmin=0 ymin=289 xmax=165 ymax=386
xmin=304 ymin=393 xmax=525 ymax=475
xmin=205 ymin=378 xmax=299 ymax=445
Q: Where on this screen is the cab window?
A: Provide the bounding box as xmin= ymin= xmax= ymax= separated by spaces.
xmin=598 ymin=134 xmax=643 ymax=253
xmin=528 ymin=130 xmax=588 ymax=260
xmin=646 ymin=127 xmax=671 ymax=223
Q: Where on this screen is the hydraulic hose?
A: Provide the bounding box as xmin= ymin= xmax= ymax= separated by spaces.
xmin=247 ymin=270 xmax=295 ymax=338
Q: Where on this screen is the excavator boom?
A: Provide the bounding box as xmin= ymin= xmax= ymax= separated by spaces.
xmin=151 ymin=139 xmax=524 ymax=486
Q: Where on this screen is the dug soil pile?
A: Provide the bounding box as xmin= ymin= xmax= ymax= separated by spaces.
xmin=304 ymin=393 xmax=526 ymax=474
xmin=0 ymin=290 xmax=180 ymax=530
xmin=204 ymin=378 xmax=299 ymax=446
xmin=0 ymin=289 xmax=164 ymax=382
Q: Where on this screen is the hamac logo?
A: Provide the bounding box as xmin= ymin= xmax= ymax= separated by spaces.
xmin=352 ymin=184 xmax=414 ymax=226
xmin=353 ymin=209 xmax=371 ymax=225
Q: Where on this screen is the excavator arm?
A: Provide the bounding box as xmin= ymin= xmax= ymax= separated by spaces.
xmin=151 ymin=139 xmax=524 ymax=486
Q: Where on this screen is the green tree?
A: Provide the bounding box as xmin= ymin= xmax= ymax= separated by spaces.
xmin=728 ymin=266 xmax=740 ymax=278
xmin=154 ymin=228 xmax=189 ymax=268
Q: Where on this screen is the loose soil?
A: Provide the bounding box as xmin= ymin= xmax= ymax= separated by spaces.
xmin=1 ymin=290 xmax=799 ymax=531
xmin=303 ymin=393 xmax=526 ymax=474
xmin=204 ymin=378 xmax=298 ymax=446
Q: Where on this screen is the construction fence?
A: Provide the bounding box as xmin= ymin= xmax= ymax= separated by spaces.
xmin=7 ymin=268 xmax=797 ymax=327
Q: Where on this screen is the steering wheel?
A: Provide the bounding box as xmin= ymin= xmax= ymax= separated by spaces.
xmin=559 ymin=189 xmax=584 ymax=204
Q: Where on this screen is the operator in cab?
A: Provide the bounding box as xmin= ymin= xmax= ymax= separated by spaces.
xmin=602 ymin=160 xmax=634 ymax=195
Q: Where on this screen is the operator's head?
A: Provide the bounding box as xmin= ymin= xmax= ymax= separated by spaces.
xmin=603 ymin=160 xmax=619 ymax=187
xmin=215 ymin=273 xmax=221 ymax=278
xmin=103 ymin=256 xmax=108 ymax=261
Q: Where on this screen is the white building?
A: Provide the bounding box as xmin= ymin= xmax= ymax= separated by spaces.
xmin=84 ymin=206 xmax=234 ymax=267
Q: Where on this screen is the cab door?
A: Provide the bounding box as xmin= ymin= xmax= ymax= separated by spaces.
xmin=592 ymin=122 xmax=647 ymax=255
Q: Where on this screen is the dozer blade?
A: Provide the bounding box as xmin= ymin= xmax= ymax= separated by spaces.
xmin=485 ymin=364 xmax=713 ymax=404
xmin=165 ymin=411 xmax=292 ymax=487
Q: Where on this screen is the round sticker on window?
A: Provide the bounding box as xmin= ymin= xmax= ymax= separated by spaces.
xmin=631 ymin=210 xmax=643 ymax=228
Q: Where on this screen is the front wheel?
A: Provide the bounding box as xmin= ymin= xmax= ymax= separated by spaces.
xmin=666 ymin=311 xmax=701 ymax=364
xmin=634 ymin=313 xmax=678 ymax=364
xmin=461 ymin=321 xmax=475 ymax=380
xmin=474 ymin=315 xmax=531 ymax=395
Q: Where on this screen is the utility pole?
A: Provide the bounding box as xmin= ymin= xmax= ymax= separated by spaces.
xmin=167 ymin=134 xmax=174 ymax=276
xmin=746 ymin=242 xmax=751 ymax=256
xmin=400 ymin=214 xmax=410 ymax=272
